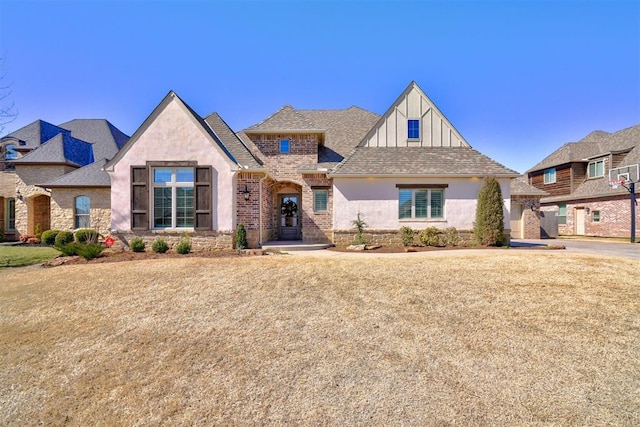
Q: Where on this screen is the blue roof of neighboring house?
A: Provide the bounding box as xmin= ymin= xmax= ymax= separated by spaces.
xmin=3 ymin=120 xmax=69 ymax=149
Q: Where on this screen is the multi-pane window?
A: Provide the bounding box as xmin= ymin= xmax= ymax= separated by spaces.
xmin=75 ymin=196 xmax=90 ymax=228
xmin=152 ymin=167 xmax=194 ymax=229
xmin=592 ymin=210 xmax=600 ymax=222
xmin=558 ymin=203 xmax=567 ymax=225
xmin=408 ymin=119 xmax=420 ymax=139
xmin=313 ymin=189 xmax=328 ymax=212
xmin=280 ymin=139 xmax=290 ymax=154
xmin=544 ymin=168 xmax=556 ymax=184
xmin=588 ymin=159 xmax=604 ymax=178
xmin=6 ymin=197 xmax=15 ymax=230
xmin=399 ymin=188 xmax=444 ymax=219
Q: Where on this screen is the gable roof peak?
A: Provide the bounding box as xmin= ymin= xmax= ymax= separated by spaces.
xmin=243 ymin=103 xmax=323 ymax=133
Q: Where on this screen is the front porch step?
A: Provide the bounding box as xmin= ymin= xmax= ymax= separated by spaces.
xmin=261 ymin=241 xmax=333 ymax=252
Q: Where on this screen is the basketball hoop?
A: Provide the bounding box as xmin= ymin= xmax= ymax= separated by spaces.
xmin=609 ymin=179 xmax=624 ymax=190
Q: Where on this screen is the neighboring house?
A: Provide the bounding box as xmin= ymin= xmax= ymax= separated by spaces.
xmin=105 ymin=82 xmax=518 ymax=249
xmin=526 ymin=124 xmax=640 ymax=238
xmin=0 ymin=119 xmax=129 ymax=240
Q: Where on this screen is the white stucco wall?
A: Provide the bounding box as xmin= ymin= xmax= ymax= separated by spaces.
xmin=108 ymin=97 xmax=237 ymax=232
xmin=333 ymin=177 xmax=511 ymax=231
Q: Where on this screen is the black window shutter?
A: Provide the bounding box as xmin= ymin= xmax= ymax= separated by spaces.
xmin=195 ymin=166 xmax=212 ymax=230
xmin=131 ymin=166 xmax=149 ymax=230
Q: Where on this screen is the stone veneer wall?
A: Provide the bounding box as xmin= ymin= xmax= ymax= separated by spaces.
xmin=109 ymin=230 xmax=234 ymax=252
xmin=50 ymin=187 xmax=112 ymax=235
xmin=14 ymin=165 xmax=76 ymax=235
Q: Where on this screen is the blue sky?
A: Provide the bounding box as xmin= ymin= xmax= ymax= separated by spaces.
xmin=0 ymin=0 xmax=638 ymax=173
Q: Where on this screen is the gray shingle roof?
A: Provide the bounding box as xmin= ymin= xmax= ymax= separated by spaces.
xmin=12 ymin=133 xmax=93 ymax=166
xmin=204 ymin=113 xmax=263 ymax=169
xmin=297 ymin=107 xmax=380 ymax=160
xmin=2 ymin=120 xmax=66 ymax=149
xmin=40 ymin=159 xmax=110 ymax=187
xmin=244 ymin=105 xmax=324 ymax=132
xmin=510 ymin=176 xmax=549 ymax=196
xmin=59 ymin=119 xmax=129 ymax=161
xmin=527 ymin=124 xmax=640 ymax=173
xmin=331 ymin=147 xmax=519 ymax=177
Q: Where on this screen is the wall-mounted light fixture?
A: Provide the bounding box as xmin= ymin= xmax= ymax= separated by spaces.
xmin=585 ymin=207 xmax=590 ymax=214
xmin=16 ymin=190 xmax=24 ymax=202
xmin=242 ymin=185 xmax=250 ymax=201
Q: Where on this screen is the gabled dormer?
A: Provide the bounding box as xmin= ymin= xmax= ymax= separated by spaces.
xmin=360 ymin=81 xmax=469 ymax=148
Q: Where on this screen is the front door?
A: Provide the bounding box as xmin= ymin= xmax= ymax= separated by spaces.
xmin=575 ymin=208 xmax=585 ymax=235
xmin=279 ymin=195 xmax=300 ymax=240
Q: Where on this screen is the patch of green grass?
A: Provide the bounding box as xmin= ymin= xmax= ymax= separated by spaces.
xmin=0 ymin=246 xmax=60 ymax=268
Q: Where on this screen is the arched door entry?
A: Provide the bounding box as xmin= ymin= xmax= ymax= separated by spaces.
xmin=279 ymin=194 xmax=300 ymax=240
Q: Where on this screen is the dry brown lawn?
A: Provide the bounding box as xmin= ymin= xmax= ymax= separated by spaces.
xmin=1 ymin=252 xmax=638 ymax=426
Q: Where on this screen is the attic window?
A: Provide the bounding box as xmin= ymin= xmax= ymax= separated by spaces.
xmin=280 ymin=139 xmax=290 ymax=154
xmin=408 ymin=119 xmax=420 ymax=140
xmin=588 ymin=159 xmax=604 ymax=178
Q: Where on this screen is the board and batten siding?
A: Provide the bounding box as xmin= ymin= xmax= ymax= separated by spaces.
xmin=363 ymin=85 xmax=468 ymax=148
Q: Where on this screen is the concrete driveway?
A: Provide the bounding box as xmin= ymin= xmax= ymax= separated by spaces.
xmin=512 ymin=238 xmax=640 ymax=260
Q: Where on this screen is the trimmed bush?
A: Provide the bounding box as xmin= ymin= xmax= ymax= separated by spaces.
xmin=176 ymin=239 xmax=191 ymax=254
xmin=235 ymin=223 xmax=248 ymax=250
xmin=399 ymin=226 xmax=414 ymax=247
xmin=54 ymin=231 xmax=74 ymax=247
xmin=57 ymin=242 xmax=81 ymax=257
xmin=442 ymin=227 xmax=460 ymax=246
xmin=151 ymin=238 xmax=169 ymax=254
xmin=75 ymin=243 xmax=105 ymax=260
xmin=474 ymin=176 xmax=505 ymax=246
xmin=129 ymin=237 xmax=146 ymax=252
xmin=41 ymin=230 xmax=61 ymax=245
xmin=418 ymin=227 xmax=441 ymax=247
xmin=75 ymin=228 xmax=98 ymax=243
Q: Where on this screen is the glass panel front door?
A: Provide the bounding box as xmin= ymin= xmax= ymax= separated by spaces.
xmin=279 ymin=195 xmax=300 ymax=240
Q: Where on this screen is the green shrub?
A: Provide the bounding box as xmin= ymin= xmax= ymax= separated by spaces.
xmin=176 ymin=239 xmax=191 ymax=254
xmin=0 ymin=228 xmax=4 ymax=242
xmin=442 ymin=227 xmax=460 ymax=246
xmin=474 ymin=176 xmax=505 ymax=246
xmin=54 ymin=231 xmax=74 ymax=247
xmin=399 ymin=226 xmax=415 ymax=247
xmin=352 ymin=212 xmax=367 ymax=245
xmin=235 ymin=223 xmax=248 ymax=250
xmin=41 ymin=230 xmax=61 ymax=246
xmin=34 ymin=224 xmax=43 ymax=239
xmin=151 ymin=238 xmax=169 ymax=253
xmin=75 ymin=243 xmax=105 ymax=260
xmin=57 ymin=242 xmax=81 ymax=257
xmin=129 ymin=237 xmax=146 ymax=252
xmin=75 ymin=228 xmax=98 ymax=243
xmin=418 ymin=227 xmax=441 ymax=247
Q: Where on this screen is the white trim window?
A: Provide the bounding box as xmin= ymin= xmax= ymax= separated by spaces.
xmin=407 ymin=119 xmax=420 ymax=140
xmin=544 ymin=168 xmax=556 ymax=184
xmin=74 ymin=196 xmax=90 ymax=228
xmin=152 ymin=167 xmax=195 ymax=229
xmin=399 ymin=188 xmax=444 ymax=220
xmin=588 ymin=159 xmax=604 ymax=178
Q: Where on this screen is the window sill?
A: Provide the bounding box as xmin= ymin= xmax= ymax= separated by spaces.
xmin=399 ymin=218 xmax=446 ymax=223
xmin=151 ymin=228 xmax=195 ymax=233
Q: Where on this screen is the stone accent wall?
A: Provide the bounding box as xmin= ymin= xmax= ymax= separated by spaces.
xmin=14 ymin=165 xmax=76 ymax=235
xmin=543 ymin=195 xmax=639 ymax=238
xmin=109 ymin=230 xmax=234 ymax=251
xmin=50 ymin=187 xmax=111 ymax=235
